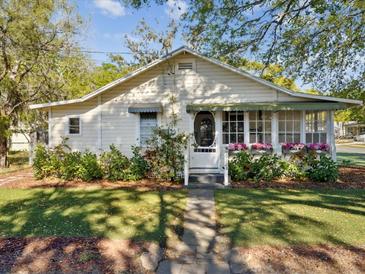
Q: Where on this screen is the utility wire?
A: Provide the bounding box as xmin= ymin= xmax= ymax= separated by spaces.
xmin=80 ymin=49 xmax=133 ymax=55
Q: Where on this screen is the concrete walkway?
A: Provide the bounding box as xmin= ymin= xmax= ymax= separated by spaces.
xmin=156 ymin=189 xmax=231 ymax=274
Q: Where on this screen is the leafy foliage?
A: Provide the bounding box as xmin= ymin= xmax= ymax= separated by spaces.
xmin=76 ymin=151 xmax=102 ymax=182
xmin=228 ymin=151 xmax=252 ymax=181
xmin=306 ymin=154 xmax=339 ymax=183
xmin=33 ymin=144 xmax=51 ymax=179
xmin=59 ymin=151 xmax=82 ymax=181
xmin=251 ymin=154 xmax=287 ymax=183
xmin=145 ymin=123 xmax=188 ymax=182
xmin=127 ymin=146 xmax=149 ymax=180
xmin=229 ymin=150 xmax=338 ymax=183
xmin=99 ymin=145 xmax=130 ymax=181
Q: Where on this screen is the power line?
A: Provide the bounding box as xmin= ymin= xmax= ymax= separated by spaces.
xmin=80 ymin=49 xmax=133 ymax=55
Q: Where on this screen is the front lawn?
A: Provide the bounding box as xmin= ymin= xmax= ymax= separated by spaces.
xmin=337 ymin=152 xmax=365 ymax=166
xmin=216 ymin=189 xmax=365 ymax=247
xmin=0 ymin=188 xmax=186 ymax=242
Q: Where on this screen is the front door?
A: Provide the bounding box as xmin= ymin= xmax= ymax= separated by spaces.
xmin=190 ymin=111 xmax=219 ymax=170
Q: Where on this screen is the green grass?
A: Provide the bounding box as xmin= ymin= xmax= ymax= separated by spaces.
xmin=337 ymin=152 xmax=365 ymax=166
xmin=216 ymin=189 xmax=365 ymax=247
xmin=0 ymin=150 xmax=29 ymax=174
xmin=0 ymin=188 xmax=186 ymax=242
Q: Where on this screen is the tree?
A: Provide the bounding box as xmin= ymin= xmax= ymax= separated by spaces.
xmin=0 ymin=0 xmax=85 ymax=167
xmin=90 ymin=56 xmax=134 ymax=89
xmin=124 ymin=19 xmax=177 ymax=65
xmin=222 ymin=56 xmax=299 ymax=90
xmin=125 ymin=0 xmax=365 ymax=94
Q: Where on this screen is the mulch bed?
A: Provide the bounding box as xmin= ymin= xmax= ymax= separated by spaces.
xmin=231 ymin=166 xmax=365 ymax=189
xmin=0 ymin=170 xmax=183 ymax=191
xmin=0 ymin=237 xmax=152 ymax=273
xmin=0 ymin=166 xmax=364 ymax=190
xmin=235 ymin=244 xmax=365 ymax=274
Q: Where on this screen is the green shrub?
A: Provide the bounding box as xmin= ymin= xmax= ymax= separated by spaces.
xmin=229 ymin=151 xmax=252 ymax=181
xmin=99 ymin=145 xmax=130 ymax=181
xmin=33 ymin=144 xmax=51 ymax=179
xmin=251 ymin=154 xmax=286 ymax=182
xmin=77 ymin=151 xmax=102 ymax=181
xmin=306 ymin=154 xmax=338 ymax=182
xmin=60 ymin=151 xmax=81 ymax=181
xmin=145 ymin=123 xmax=188 ymax=182
xmin=284 ymin=162 xmax=306 ymax=181
xmin=126 ymin=146 xmax=149 ymax=180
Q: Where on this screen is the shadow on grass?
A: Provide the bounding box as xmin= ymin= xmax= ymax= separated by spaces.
xmin=337 ymin=152 xmax=365 ymax=166
xmin=0 ymin=188 xmax=186 ymax=272
xmin=216 ymin=188 xmax=365 ymax=273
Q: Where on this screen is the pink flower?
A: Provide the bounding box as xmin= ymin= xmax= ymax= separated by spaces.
xmin=282 ymin=143 xmax=305 ymax=150
xmin=228 ymin=143 xmax=248 ymax=151
xmin=306 ymin=143 xmax=330 ymax=151
xmin=252 ymin=143 xmax=272 ymax=150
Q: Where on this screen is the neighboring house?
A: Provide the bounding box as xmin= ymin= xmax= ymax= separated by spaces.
xmin=336 ymin=121 xmax=365 ymax=141
xmin=10 ymin=133 xmax=29 ymax=151
xmin=30 ymin=46 xmax=362 ymax=176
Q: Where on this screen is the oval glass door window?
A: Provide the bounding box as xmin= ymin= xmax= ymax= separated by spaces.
xmin=194 ymin=111 xmax=215 ymax=147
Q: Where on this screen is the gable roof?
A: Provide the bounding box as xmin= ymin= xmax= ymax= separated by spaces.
xmin=30 ymin=46 xmax=362 ymax=109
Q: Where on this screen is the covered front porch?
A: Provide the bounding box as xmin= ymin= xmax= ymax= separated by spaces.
xmin=184 ymin=101 xmax=342 ymax=186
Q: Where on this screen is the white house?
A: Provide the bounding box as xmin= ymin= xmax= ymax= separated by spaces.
xmin=30 ymin=46 xmax=362 ymax=182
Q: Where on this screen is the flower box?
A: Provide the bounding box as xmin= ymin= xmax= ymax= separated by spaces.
xmin=251 ymin=143 xmax=273 ymax=154
xmin=282 ymin=143 xmax=306 ymax=154
xmin=228 ymin=143 xmax=248 ymax=152
xmin=306 ymin=143 xmax=330 ymax=153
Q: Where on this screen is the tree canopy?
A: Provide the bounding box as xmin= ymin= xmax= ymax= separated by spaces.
xmin=0 ymin=0 xmax=87 ymax=166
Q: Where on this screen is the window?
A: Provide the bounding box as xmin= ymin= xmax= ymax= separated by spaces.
xmin=249 ymin=111 xmax=271 ymax=143
xmin=140 ymin=113 xmax=157 ymax=145
xmin=178 ymin=62 xmax=193 ymax=70
xmin=305 ymin=111 xmax=327 ymax=143
xmin=68 ymin=117 xmax=80 ymax=135
xmin=279 ymin=111 xmax=301 ymax=143
xmin=222 ymin=111 xmax=244 ymax=144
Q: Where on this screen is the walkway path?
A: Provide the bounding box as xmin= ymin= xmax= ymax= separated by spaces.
xmin=0 ymin=171 xmax=32 ymax=186
xmin=156 ymin=189 xmax=231 ymax=274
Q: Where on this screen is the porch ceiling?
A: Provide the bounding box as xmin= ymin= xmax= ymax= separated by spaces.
xmin=186 ymin=101 xmax=348 ymax=113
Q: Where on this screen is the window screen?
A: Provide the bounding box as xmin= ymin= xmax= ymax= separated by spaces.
xmin=140 ymin=113 xmax=157 ymax=145
xmin=249 ymin=111 xmax=271 ymax=143
xmin=278 ymin=111 xmax=301 ymax=143
xmin=305 ymin=111 xmax=327 ymax=143
xmin=222 ymin=111 xmax=244 ymax=144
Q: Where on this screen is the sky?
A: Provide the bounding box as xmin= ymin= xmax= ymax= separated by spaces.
xmin=76 ymin=0 xmax=186 ymax=64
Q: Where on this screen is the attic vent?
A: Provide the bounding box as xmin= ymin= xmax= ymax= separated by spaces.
xmin=178 ymin=62 xmax=193 ymax=70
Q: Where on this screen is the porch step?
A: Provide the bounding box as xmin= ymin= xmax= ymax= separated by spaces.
xmin=187 ymin=173 xmax=227 ymax=189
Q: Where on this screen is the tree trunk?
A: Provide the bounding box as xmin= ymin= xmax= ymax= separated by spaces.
xmin=0 ymin=115 xmax=10 ymax=168
xmin=0 ymin=136 xmax=8 ymax=168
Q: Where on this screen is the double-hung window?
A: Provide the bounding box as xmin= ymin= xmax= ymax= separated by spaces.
xmin=140 ymin=113 xmax=157 ymax=145
xmin=68 ymin=117 xmax=81 ymax=135
xmin=249 ymin=111 xmax=271 ymax=143
xmin=305 ymin=111 xmax=327 ymax=143
xmin=279 ymin=111 xmax=301 ymax=143
xmin=222 ymin=111 xmax=244 ymax=144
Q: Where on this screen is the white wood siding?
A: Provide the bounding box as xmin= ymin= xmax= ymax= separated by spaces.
xmin=49 ymin=52 xmax=316 ymax=156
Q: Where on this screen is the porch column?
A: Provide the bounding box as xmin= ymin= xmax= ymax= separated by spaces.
xmin=244 ymin=112 xmax=250 ymax=145
xmin=271 ymin=112 xmax=280 ymax=155
xmin=184 ymin=149 xmax=189 ymax=186
xmin=216 ymin=111 xmax=223 ymax=172
xmin=300 ymin=110 xmax=306 ymax=144
xmin=48 ymin=107 xmax=52 ymax=148
xmin=326 ymin=110 xmax=336 ymax=161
